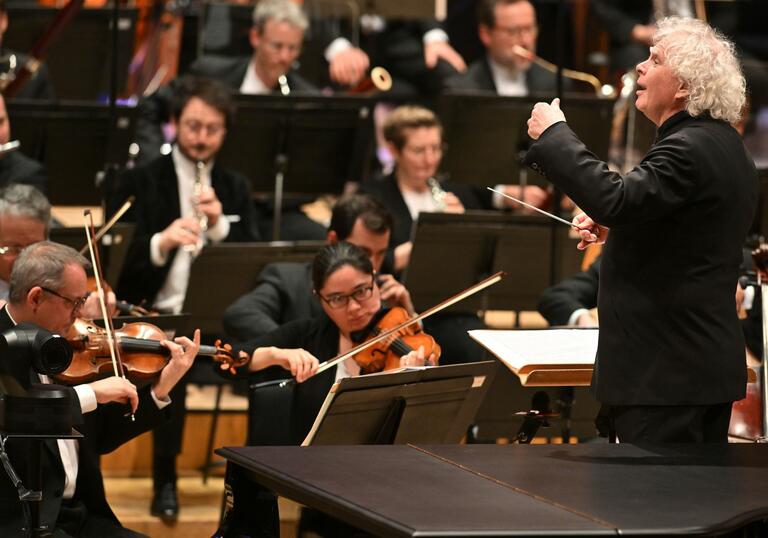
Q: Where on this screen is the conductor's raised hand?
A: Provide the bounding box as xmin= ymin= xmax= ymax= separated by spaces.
xmin=572 ymin=212 xmax=609 ymax=250
xmin=527 ymin=98 xmax=566 ymax=140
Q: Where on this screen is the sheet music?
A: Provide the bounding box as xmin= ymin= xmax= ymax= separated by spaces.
xmin=468 ymin=329 xmax=598 ymax=371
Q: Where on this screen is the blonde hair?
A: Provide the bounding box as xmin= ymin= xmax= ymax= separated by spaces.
xmin=382 ymin=105 xmax=442 ymax=150
xmin=654 ymin=17 xmax=745 ymax=124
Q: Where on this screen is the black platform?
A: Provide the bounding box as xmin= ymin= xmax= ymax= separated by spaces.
xmin=217 ymin=443 xmax=768 ymax=536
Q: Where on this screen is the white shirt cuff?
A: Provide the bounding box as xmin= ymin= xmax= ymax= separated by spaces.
xmin=743 ymin=285 xmax=755 ymax=311
xmin=568 ymin=308 xmax=590 ymax=326
xmin=423 ymin=29 xmax=449 ymax=44
xmin=325 ymin=37 xmax=353 ymax=62
xmin=206 ymin=213 xmax=230 ymax=243
xmin=151 ymin=387 xmax=172 ymax=410
xmin=74 ymin=384 xmax=98 ymax=414
xmin=150 ymin=232 xmax=168 ymax=267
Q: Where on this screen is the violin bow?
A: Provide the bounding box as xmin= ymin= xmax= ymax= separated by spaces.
xmin=84 ymin=209 xmax=134 ymax=421
xmin=314 ymin=271 xmax=506 ymax=376
xmin=79 ymin=197 xmax=134 ymax=256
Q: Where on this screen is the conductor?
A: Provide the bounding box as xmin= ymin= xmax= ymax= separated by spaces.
xmin=524 ymin=17 xmax=758 ymax=443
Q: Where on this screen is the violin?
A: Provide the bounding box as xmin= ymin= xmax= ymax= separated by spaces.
xmin=56 ymin=318 xmax=249 ymax=384
xmin=353 ymin=307 xmax=441 ymax=374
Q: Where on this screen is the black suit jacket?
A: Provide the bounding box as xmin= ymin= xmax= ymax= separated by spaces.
xmin=446 ymin=57 xmax=562 ymax=95
xmin=524 ymin=111 xmax=758 ymax=406
xmin=223 ymin=261 xmax=321 ymax=343
xmin=358 ymin=173 xmax=487 ymax=250
xmin=0 ymin=151 xmax=48 ymax=196
xmin=5 ymin=51 xmax=56 ymax=101
xmin=0 ymin=309 xmax=168 ymax=536
xmin=189 ymin=55 xmax=317 ymax=94
xmin=538 ymin=258 xmax=601 ymax=327
xmin=110 ymin=154 xmax=259 ymax=306
xmin=235 ymin=315 xmax=339 ymax=445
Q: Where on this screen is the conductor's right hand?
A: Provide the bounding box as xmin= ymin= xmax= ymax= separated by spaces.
xmin=273 ymin=348 xmax=320 ymax=383
xmin=572 ymin=212 xmax=609 ymax=250
xmin=89 ymin=376 xmax=139 ymax=413
xmin=158 ymin=217 xmax=202 ymax=254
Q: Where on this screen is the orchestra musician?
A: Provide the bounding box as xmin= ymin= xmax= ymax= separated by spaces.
xmin=525 ymin=17 xmax=758 ymax=443
xmin=108 ymin=75 xmax=257 ymax=521
xmin=0 ymin=241 xmax=199 ymax=538
xmin=0 ymin=95 xmax=47 ymax=194
xmin=0 ymin=184 xmax=117 ymax=318
xmin=220 ymin=242 xmax=435 ymax=538
xmin=0 ymin=184 xmax=47 ymax=302
xmin=223 ymin=194 xmax=413 ymax=343
xmin=359 ymin=104 xmax=550 ymax=273
xmin=446 ymin=0 xmax=564 ymax=96
xmin=0 ymin=0 xmax=55 ymax=101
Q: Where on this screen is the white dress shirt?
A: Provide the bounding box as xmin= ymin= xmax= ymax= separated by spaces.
xmin=487 ymin=56 xmax=529 ymax=97
xmin=240 ymin=60 xmax=271 ymax=95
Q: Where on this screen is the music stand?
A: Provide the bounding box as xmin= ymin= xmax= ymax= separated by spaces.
xmin=403 ymin=211 xmax=582 ymax=314
xmin=49 ymin=223 xmax=135 ymax=285
xmin=181 ymin=241 xmax=324 ymax=337
xmin=6 ymin=101 xmax=136 ymax=205
xmin=217 ymin=95 xmax=375 ymax=240
xmin=304 ymin=361 xmax=496 ymax=446
xmin=4 ymin=6 xmax=137 ymax=101
xmin=436 ymin=93 xmax=614 ymax=188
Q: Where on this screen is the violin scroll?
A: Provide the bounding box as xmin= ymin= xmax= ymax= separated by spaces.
xmin=212 ymin=340 xmax=250 ymax=375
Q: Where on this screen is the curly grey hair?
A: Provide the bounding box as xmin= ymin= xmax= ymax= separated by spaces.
xmin=8 ymin=241 xmax=89 ymax=304
xmin=252 ymin=0 xmax=308 ymax=32
xmin=0 ymin=184 xmax=51 ymax=234
xmin=653 ymin=17 xmax=745 ymax=124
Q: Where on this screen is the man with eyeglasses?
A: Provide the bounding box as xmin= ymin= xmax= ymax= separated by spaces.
xmin=447 ymin=0 xmax=561 ymax=96
xmin=0 ymin=183 xmax=49 ymax=302
xmin=189 ymin=0 xmax=316 ymax=95
xmin=108 ymin=76 xmax=257 ymax=520
xmin=0 ymin=241 xmax=200 ymax=537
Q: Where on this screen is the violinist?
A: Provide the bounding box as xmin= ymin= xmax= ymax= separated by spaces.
xmin=0 ymin=241 xmax=199 ymax=538
xmin=237 ymin=242 xmax=436 ymax=443
xmin=224 ymin=194 xmax=413 ymax=342
xmin=109 ymin=76 xmax=259 ymax=520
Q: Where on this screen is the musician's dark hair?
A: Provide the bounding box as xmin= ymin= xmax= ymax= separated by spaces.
xmin=170 ymin=75 xmax=235 ymax=128
xmin=477 ymin=0 xmax=530 ymax=28
xmin=329 ymin=194 xmax=393 ymax=240
xmin=312 ymin=242 xmax=373 ymax=292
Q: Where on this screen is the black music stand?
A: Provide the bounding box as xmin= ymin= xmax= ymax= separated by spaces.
xmin=217 ymin=95 xmax=375 ymax=240
xmin=181 ymin=241 xmax=324 ymax=338
xmin=403 ymin=211 xmax=582 ymax=314
xmin=303 ymin=362 xmax=496 ymax=446
xmin=6 ymin=101 xmax=136 ymax=205
xmin=436 ymin=93 xmax=614 ymax=188
xmin=4 ymin=6 xmax=137 ymax=101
